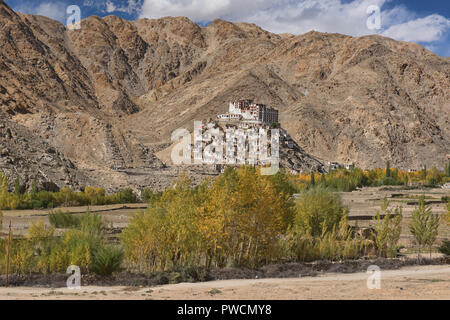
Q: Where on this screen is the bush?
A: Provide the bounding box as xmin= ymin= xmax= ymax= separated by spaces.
xmin=147 ymin=266 xmax=207 ymax=285
xmin=445 ymin=203 xmax=450 ymax=226
xmin=149 ymin=271 xmax=169 ymax=285
xmin=438 ymin=240 xmax=450 ymax=256
xmin=0 ymin=173 xmax=142 ymax=210
xmin=27 ymin=221 xmax=59 ymax=274
xmin=378 ymin=176 xmax=401 ymax=186
xmin=84 ymin=187 xmax=106 ymax=205
xmin=8 ymin=239 xmax=35 ymax=275
xmin=90 ymin=245 xmax=124 ymax=276
xmin=177 ymin=265 xmax=208 ymax=282
xmin=293 ymin=187 xmax=345 ymax=237
xmin=141 ymin=189 xmax=162 ymax=203
xmin=35 ymin=211 xmax=106 ymax=273
xmin=1 ymin=210 xmax=111 ymax=275
xmin=79 ymin=210 xmax=106 ymax=235
xmin=371 ymin=200 xmax=403 ymax=258
xmin=49 ymin=210 xmax=81 ymax=228
xmin=410 ymin=197 xmax=440 ymax=259
xmin=61 ymin=228 xmax=103 ymax=272
xmin=279 ymin=217 xmax=367 ymax=262
xmin=108 ymin=188 xmax=137 ymax=204
xmin=321 ymin=168 xmax=369 ymax=192
xmin=0 ymin=238 xmax=35 ymax=275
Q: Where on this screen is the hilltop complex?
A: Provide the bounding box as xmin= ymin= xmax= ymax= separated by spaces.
xmin=217 ymin=100 xmax=279 ymax=125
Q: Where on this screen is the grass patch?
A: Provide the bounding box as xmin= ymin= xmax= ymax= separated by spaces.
xmin=209 ymin=288 xmax=222 ymax=296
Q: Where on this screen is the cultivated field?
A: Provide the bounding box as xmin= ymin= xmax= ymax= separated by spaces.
xmin=340 ymin=187 xmax=450 ymax=249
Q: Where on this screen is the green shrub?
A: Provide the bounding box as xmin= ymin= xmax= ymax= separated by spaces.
xmin=322 ymin=168 xmax=369 ymax=192
xmin=108 ymin=188 xmax=137 ymax=204
xmin=446 ymin=203 xmax=450 ymax=226
xmin=141 ymin=189 xmax=162 ymax=203
xmin=84 ymin=187 xmax=106 ymax=205
xmin=33 ymin=191 xmax=56 ymax=208
xmin=0 ymin=239 xmax=35 ymax=275
xmin=0 ymin=174 xmax=142 ymax=210
xmin=438 ymin=240 xmax=450 ymax=256
xmin=293 ymin=187 xmax=345 ymax=237
xmin=40 ymin=211 xmax=106 ymax=273
xmin=378 ymin=176 xmax=401 ymax=186
xmin=410 ymin=197 xmax=440 ymax=259
xmin=177 ymin=265 xmax=208 ymax=282
xmin=27 ymin=221 xmax=61 ymax=274
xmin=371 ymin=200 xmax=403 ymax=258
xmin=30 ymin=200 xmax=44 ymax=209
xmin=149 ymin=271 xmax=169 ymax=285
xmin=267 ymin=169 xmax=298 ymax=196
xmin=1 ymin=210 xmax=110 ymax=275
xmin=385 ymin=160 xmax=391 ymax=178
xmin=90 ymin=245 xmax=124 ymax=276
xmin=279 ymin=217 xmax=366 ymax=262
xmin=62 ymin=228 xmax=103 ymax=271
xmin=49 ymin=210 xmax=81 ymax=228
xmin=79 ymin=210 xmax=106 ymax=235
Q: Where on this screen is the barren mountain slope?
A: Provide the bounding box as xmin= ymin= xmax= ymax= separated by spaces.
xmin=0 ymin=0 xmax=448 ymax=190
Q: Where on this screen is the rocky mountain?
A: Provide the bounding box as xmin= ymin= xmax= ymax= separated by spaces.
xmin=0 ymin=0 xmax=449 ymax=191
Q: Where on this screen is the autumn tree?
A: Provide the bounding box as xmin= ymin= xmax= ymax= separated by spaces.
xmin=385 ymin=160 xmax=391 ymax=178
xmin=121 ymin=174 xmax=205 ymax=272
xmin=293 ymin=186 xmax=345 ymax=237
xmin=122 ymin=167 xmax=293 ymax=271
xmin=204 ymin=166 xmax=290 ymax=267
xmin=310 ymin=171 xmax=315 ymax=187
xmin=410 ymin=197 xmax=441 ymax=260
xmin=446 ymin=161 xmax=450 ymax=177
xmin=371 ymin=200 xmax=403 ymax=258
xmin=0 ymin=172 xmax=10 ymax=209
xmin=31 ymin=178 xmax=38 ymax=196
xmin=14 ymin=177 xmax=21 ymax=195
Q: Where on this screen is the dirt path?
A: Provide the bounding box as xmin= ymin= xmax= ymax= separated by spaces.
xmin=1 ymin=265 xmax=448 ymax=300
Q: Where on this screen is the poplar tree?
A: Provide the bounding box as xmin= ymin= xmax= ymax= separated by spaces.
xmin=31 ymin=178 xmax=38 ymax=195
xmin=310 ymin=171 xmax=315 ymax=187
xmin=14 ymin=177 xmax=21 ymax=195
xmin=446 ymin=161 xmax=450 ymax=177
xmin=410 ymin=197 xmax=440 ymax=260
xmin=385 ymin=160 xmax=391 ymax=178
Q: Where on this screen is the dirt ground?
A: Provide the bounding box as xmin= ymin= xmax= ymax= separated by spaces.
xmin=0 ymin=265 xmax=448 ymax=300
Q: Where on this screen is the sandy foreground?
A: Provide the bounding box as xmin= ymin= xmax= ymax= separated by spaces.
xmin=0 ymin=265 xmax=448 ymax=300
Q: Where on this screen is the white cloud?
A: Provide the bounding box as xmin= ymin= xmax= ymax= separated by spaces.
xmin=139 ymin=0 xmax=272 ymax=22
xmin=382 ymin=14 xmax=450 ymax=42
xmin=105 ymin=1 xmax=116 ymax=13
xmin=15 ymin=2 xmax=66 ymax=22
xmin=104 ymin=0 xmax=142 ymax=15
xmin=138 ymin=0 xmax=449 ymax=44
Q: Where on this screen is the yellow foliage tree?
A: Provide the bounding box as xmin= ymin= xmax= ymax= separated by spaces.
xmin=122 ymin=167 xmax=293 ymax=271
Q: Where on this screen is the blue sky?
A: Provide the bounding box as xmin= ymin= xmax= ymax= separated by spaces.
xmin=7 ymin=0 xmax=450 ymax=57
